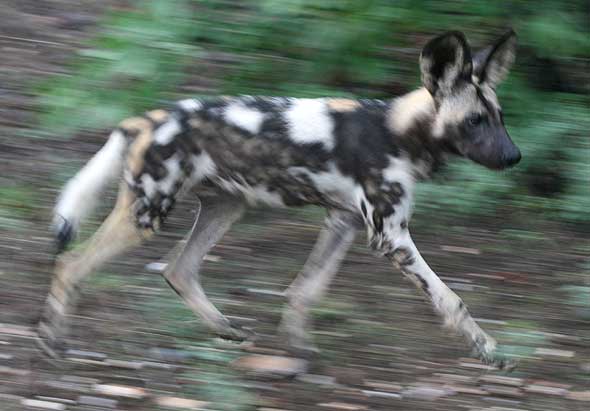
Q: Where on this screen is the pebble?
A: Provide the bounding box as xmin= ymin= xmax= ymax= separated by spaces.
xmin=479 ymin=375 xmax=524 ymax=387
xmin=524 ymin=384 xmax=568 ymax=396
xmin=317 ymin=402 xmax=368 ymax=410
xmin=64 ymin=349 xmax=107 ymax=361
xmin=104 ymin=359 xmax=143 ymax=369
xmin=567 ymin=391 xmax=590 ymax=401
xmin=94 ymin=384 xmax=147 ymax=399
xmin=232 ymin=355 xmax=307 ymax=376
xmin=362 ymin=390 xmax=401 ymax=399
xmin=446 ymin=385 xmax=488 ymax=395
xmin=481 ymin=385 xmax=523 ymax=398
xmin=21 ymin=399 xmax=66 ymax=410
xmin=296 ymin=374 xmax=337 ymax=386
xmin=145 ymin=262 xmax=168 ymax=272
xmin=440 ymin=245 xmax=481 ymax=254
xmin=0 ymin=324 xmax=36 ymax=337
xmin=402 ymin=384 xmax=454 ymax=400
xmin=0 ymin=366 xmax=29 ymax=376
xmin=155 ymin=396 xmax=209 ymax=409
xmin=245 ymin=288 xmax=285 ymax=297
xmin=534 ymin=347 xmax=575 ymax=358
xmin=363 ymin=380 xmax=403 ymax=392
xmin=78 ymin=395 xmax=118 ymax=408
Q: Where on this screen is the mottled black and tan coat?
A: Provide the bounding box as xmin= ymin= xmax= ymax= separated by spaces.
xmin=39 ymin=30 xmax=520 ymax=370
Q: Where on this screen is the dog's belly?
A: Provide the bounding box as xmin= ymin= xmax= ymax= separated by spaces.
xmin=202 ymin=157 xmax=360 ymax=211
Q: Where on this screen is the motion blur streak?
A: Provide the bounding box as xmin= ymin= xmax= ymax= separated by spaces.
xmin=0 ymin=1 xmax=588 ymax=411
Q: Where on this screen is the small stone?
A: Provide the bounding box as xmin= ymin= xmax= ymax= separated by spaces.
xmin=94 ymin=384 xmax=146 ymax=399
xmin=245 ymin=288 xmax=284 ymax=297
xmin=77 ymin=396 xmax=118 ymax=408
xmin=0 ymin=325 xmax=36 ymax=337
xmin=104 ymin=359 xmax=143 ymax=369
xmin=34 ymin=397 xmax=76 ymax=405
xmin=317 ymin=402 xmax=368 ymax=410
xmin=155 ymin=396 xmax=209 ymax=409
xmin=21 ymin=399 xmax=66 ymax=410
xmin=362 ymin=390 xmax=401 ymax=399
xmin=446 ymin=385 xmax=488 ymax=395
xmin=65 ymin=349 xmax=107 ymax=361
xmin=402 ymin=384 xmax=454 ymax=400
xmin=440 ymin=245 xmax=481 ymax=254
xmin=534 ymin=348 xmax=575 ymax=358
xmin=203 ymin=254 xmax=221 ymax=262
xmin=567 ymin=391 xmax=590 ymax=401
xmin=363 ymin=380 xmax=403 ymax=392
xmin=481 ymin=385 xmax=523 ymax=398
xmin=524 ymin=384 xmax=568 ymax=396
xmin=0 ymin=366 xmax=29 ymax=376
xmin=145 ymin=262 xmax=168 ymax=272
xmin=141 ymin=361 xmax=175 ymax=370
xmin=479 ymin=376 xmax=524 ymax=387
xmin=296 ymin=374 xmax=337 ymax=386
xmin=232 ymin=355 xmax=307 ymax=376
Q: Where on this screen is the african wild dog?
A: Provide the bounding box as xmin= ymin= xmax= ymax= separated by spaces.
xmin=38 ymin=30 xmax=520 ymax=370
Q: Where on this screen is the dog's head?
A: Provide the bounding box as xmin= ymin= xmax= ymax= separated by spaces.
xmin=420 ymin=30 xmax=520 ymax=170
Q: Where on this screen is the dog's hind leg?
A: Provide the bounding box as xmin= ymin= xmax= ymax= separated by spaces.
xmin=38 ymin=186 xmax=152 ymax=357
xmin=279 ymin=210 xmax=362 ymax=356
xmin=162 ymin=193 xmax=248 ymax=341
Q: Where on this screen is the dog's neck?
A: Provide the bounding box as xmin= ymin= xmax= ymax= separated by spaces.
xmin=386 ymin=87 xmax=449 ymax=179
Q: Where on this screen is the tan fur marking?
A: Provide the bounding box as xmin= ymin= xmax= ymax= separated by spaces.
xmin=386 ymin=88 xmax=434 ymax=135
xmin=326 ymin=98 xmax=361 ymax=112
xmin=145 ymin=109 xmax=169 ymax=123
xmin=121 ymin=117 xmax=154 ymax=175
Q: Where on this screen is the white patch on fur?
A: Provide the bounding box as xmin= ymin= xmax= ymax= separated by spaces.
xmin=154 ymin=119 xmax=181 ymax=145
xmin=383 ymin=156 xmax=416 ymax=198
xmin=140 ymin=173 xmax=158 ymax=199
xmin=387 ymin=88 xmax=434 ymax=135
xmin=178 ymin=98 xmax=202 ymax=112
xmin=54 ymin=130 xmax=127 ymax=231
xmin=189 ymin=151 xmax=217 ymax=184
xmin=158 ymin=154 xmax=183 ymax=195
xmin=213 ymin=177 xmax=285 ymax=207
xmin=288 ymin=163 xmax=358 ymax=210
xmin=224 ymin=103 xmax=265 ymax=134
xmin=285 ymin=99 xmax=335 ymax=150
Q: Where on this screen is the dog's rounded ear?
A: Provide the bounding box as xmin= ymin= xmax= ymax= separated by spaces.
xmin=473 ymin=29 xmax=517 ymax=88
xmin=420 ymin=31 xmax=472 ymax=96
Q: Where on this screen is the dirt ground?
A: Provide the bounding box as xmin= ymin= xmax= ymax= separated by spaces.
xmin=1 ymin=2 xmax=589 ymax=411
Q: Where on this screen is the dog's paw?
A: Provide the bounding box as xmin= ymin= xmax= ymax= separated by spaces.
xmin=475 ymin=340 xmax=517 ymax=371
xmin=217 ymin=324 xmax=256 ymax=343
xmin=35 ymin=323 xmax=66 ymax=361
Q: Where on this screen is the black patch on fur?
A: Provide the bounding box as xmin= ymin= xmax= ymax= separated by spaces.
xmin=372 ymin=210 xmax=384 ymax=233
xmin=331 ymin=104 xmax=399 ymax=182
xmin=54 ymin=215 xmax=74 ymax=254
xmin=392 ymin=246 xmax=416 ymax=266
xmin=164 ymin=278 xmax=183 ymax=297
xmin=416 ymin=274 xmax=431 ymax=297
xmin=400 ymin=219 xmax=408 ymax=230
xmin=360 ymin=201 xmax=368 ymax=218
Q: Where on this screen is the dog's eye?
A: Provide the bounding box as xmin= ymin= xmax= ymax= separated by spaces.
xmin=467 ymin=113 xmax=482 ymax=126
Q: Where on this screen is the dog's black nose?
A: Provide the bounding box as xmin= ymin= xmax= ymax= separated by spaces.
xmin=505 ymin=149 xmax=521 ymax=167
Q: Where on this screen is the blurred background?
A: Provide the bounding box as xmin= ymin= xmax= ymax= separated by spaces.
xmin=0 ymin=1 xmax=588 ymax=410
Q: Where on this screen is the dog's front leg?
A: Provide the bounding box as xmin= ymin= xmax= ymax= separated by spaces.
xmin=362 ymin=182 xmax=510 ymax=369
xmin=386 ymin=229 xmax=511 ymax=369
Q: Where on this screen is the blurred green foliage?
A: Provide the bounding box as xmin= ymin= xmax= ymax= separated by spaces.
xmin=37 ymin=0 xmax=590 ymax=221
